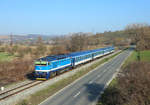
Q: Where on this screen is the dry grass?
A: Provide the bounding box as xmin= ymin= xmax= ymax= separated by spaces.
xmin=0 ymin=58 xmax=34 ymax=86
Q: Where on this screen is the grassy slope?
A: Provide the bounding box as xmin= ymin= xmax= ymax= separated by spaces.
xmin=140 ymin=50 xmax=150 ymax=61
xmin=124 ymin=50 xmax=150 ymax=65
xmin=0 ymin=52 xmax=14 ymax=61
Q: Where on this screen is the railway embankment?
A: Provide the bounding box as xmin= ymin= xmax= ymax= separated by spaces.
xmin=0 ymin=50 xmax=122 ymax=105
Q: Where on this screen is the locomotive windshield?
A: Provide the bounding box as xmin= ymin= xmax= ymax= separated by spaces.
xmin=35 ymin=61 xmax=48 ymax=66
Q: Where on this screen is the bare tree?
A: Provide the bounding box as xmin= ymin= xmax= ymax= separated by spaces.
xmin=125 ymin=23 xmax=150 ymax=50
xmin=70 ymin=33 xmax=88 ymax=52
xmin=36 ymin=36 xmax=43 ymax=45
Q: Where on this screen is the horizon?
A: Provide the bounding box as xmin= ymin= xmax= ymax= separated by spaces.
xmin=0 ymin=0 xmax=150 ymax=35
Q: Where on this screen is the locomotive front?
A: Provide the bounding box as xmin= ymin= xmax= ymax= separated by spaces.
xmin=34 ymin=61 xmax=51 ymax=80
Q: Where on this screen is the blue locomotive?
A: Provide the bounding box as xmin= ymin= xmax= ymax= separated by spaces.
xmin=34 ymin=46 xmax=114 ymax=80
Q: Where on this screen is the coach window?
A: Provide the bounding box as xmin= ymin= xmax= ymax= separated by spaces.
xmin=76 ymin=57 xmax=78 ymax=62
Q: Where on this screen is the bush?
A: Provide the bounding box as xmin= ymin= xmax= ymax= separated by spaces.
xmin=0 ymin=58 xmax=34 ymax=85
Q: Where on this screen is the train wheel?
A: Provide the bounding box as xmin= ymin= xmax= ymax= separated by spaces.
xmin=50 ymin=71 xmax=56 ymax=77
xmin=56 ymin=70 xmax=60 ymax=75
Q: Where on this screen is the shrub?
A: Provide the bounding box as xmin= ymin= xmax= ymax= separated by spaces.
xmin=0 ymin=59 xmax=34 ymax=85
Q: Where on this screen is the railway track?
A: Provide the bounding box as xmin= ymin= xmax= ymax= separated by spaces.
xmin=0 ymin=81 xmax=43 ymax=101
xmin=0 ymin=68 xmax=75 ymax=101
xmin=0 ymin=65 xmax=85 ymax=101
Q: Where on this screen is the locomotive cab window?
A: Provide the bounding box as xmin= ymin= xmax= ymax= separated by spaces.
xmin=35 ymin=61 xmax=47 ymax=66
xmin=35 ymin=63 xmax=47 ymax=66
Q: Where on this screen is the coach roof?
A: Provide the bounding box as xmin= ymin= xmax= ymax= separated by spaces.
xmin=36 ymin=46 xmax=113 ymax=62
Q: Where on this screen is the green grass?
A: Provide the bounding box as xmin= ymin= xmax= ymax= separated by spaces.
xmin=139 ymin=50 xmax=150 ymax=61
xmin=123 ymin=50 xmax=150 ymax=67
xmin=16 ymin=51 xmax=122 ymax=105
xmin=0 ymin=52 xmax=14 ymax=61
xmin=108 ymin=78 xmax=118 ymax=87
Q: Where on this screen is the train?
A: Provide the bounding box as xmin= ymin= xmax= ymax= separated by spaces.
xmin=34 ymin=46 xmax=115 ymax=80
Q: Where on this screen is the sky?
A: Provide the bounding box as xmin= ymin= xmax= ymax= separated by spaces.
xmin=0 ymin=0 xmax=150 ymax=35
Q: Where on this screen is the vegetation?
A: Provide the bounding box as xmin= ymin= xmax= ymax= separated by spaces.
xmin=139 ymin=50 xmax=150 ymax=61
xmin=0 ymin=52 xmax=14 ymax=61
xmin=0 ymin=58 xmax=34 ymax=86
xmin=125 ymin=23 xmax=150 ymax=50
xmin=123 ymin=50 xmax=150 ymax=67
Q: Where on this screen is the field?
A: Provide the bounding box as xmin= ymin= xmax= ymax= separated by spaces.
xmin=0 ymin=52 xmax=14 ymax=61
xmin=139 ymin=50 xmax=150 ymax=61
xmin=123 ymin=50 xmax=150 ymax=67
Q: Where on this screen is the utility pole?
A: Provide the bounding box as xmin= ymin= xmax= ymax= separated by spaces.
xmin=10 ymin=33 xmax=13 ymax=46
